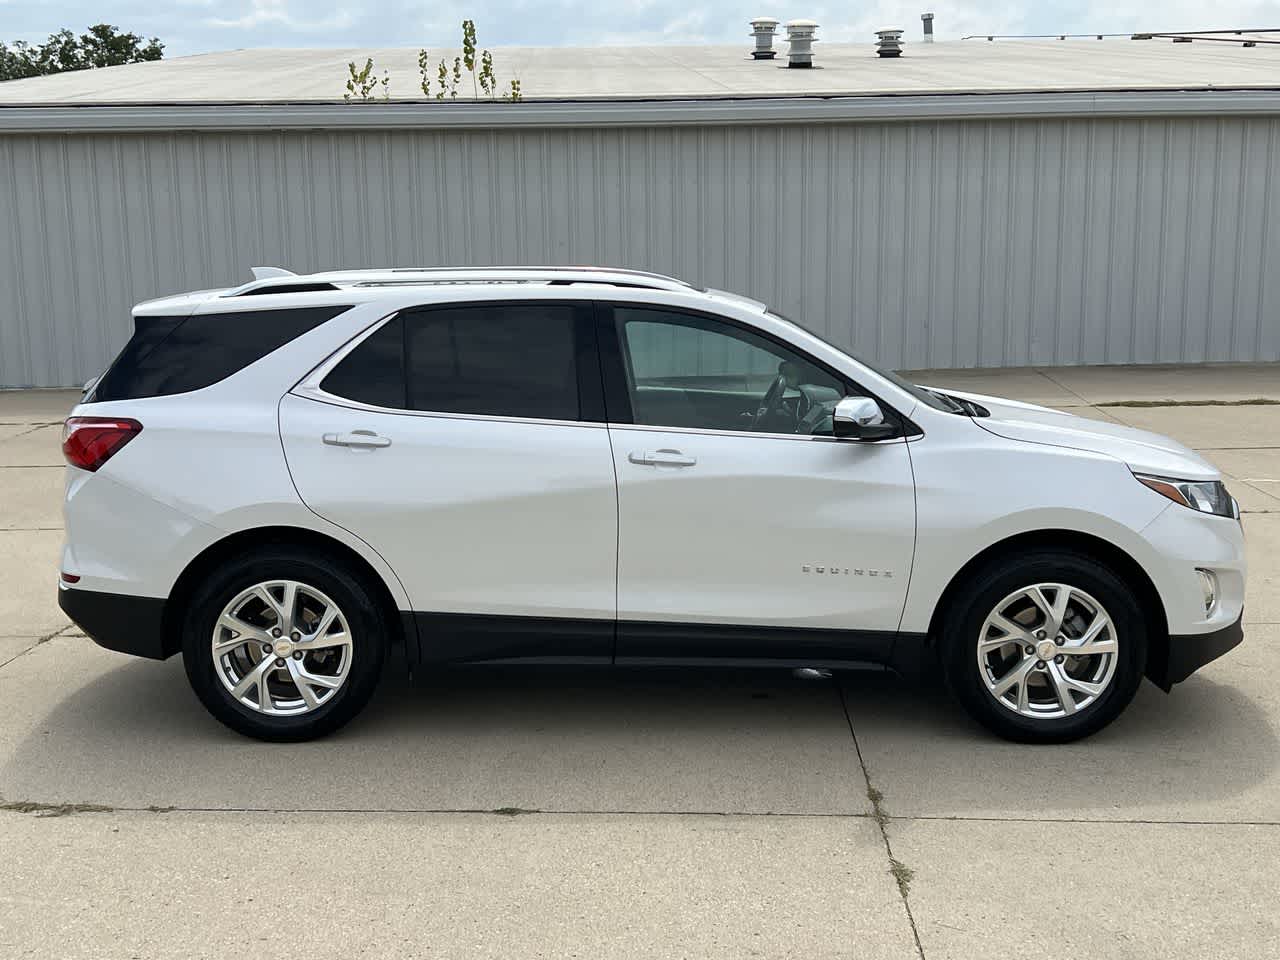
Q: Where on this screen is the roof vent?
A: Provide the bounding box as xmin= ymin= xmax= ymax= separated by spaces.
xmin=921 ymin=13 xmax=934 ymax=43
xmin=876 ymin=28 xmax=905 ymax=57
xmin=750 ymin=17 xmax=780 ymax=59
xmin=785 ymin=19 xmax=819 ymax=68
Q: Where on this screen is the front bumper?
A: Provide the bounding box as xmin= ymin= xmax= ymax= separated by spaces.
xmin=1147 ymin=611 xmax=1244 ymax=691
xmin=58 ymin=585 xmax=171 ymax=660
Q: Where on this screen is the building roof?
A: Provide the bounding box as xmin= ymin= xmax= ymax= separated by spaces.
xmin=2 ymin=38 xmax=1279 ymax=105
xmin=1 ymin=38 xmax=1278 ymax=133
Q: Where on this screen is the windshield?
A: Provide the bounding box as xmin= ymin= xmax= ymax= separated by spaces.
xmin=765 ymin=311 xmax=962 ymax=414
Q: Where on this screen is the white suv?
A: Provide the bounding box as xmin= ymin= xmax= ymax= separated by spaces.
xmin=58 ymin=266 xmax=1246 ymax=743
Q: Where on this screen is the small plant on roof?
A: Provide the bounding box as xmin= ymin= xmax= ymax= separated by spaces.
xmin=418 ymin=48 xmax=432 ymax=97
xmin=415 ymin=21 xmax=523 ymax=103
xmin=462 ymin=19 xmax=479 ymax=98
xmin=343 ymin=57 xmax=388 ymax=101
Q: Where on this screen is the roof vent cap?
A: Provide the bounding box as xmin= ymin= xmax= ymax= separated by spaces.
xmin=785 ymin=19 xmax=819 ymax=68
xmin=876 ymin=28 xmax=905 ymax=58
xmin=750 ymin=17 xmax=780 ymax=59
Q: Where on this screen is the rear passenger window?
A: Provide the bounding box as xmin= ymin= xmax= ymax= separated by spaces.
xmin=319 ymin=316 xmax=405 ymax=409
xmin=322 ymin=303 xmax=583 ymax=421
xmin=92 ymin=306 xmax=349 ymax=402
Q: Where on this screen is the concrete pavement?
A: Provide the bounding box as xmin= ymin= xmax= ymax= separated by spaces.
xmin=2 ymin=364 xmax=1279 ymax=958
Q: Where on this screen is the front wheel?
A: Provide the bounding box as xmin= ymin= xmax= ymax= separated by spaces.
xmin=181 ymin=547 xmax=388 ymax=741
xmin=941 ymin=551 xmax=1148 ymax=743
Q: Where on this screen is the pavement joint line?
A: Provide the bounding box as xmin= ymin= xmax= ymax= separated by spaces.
xmin=1098 ymin=398 xmax=1280 ymax=408
xmin=0 ymin=803 xmax=878 ymax=819
xmin=10 ymin=423 xmax=57 ymax=438
xmin=912 ymin=815 xmax=1280 ymax=827
xmin=836 ymin=682 xmax=926 ymax=960
xmin=4 ymin=802 xmax=1279 ymax=827
xmin=1032 ymin=368 xmax=1092 ymax=406
xmin=0 ymin=625 xmax=76 ymax=671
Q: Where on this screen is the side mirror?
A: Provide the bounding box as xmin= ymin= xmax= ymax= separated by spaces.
xmin=833 ymin=396 xmax=897 ymax=441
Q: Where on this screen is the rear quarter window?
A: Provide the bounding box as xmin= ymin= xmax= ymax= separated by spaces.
xmin=91 ymin=306 xmax=350 ymax=402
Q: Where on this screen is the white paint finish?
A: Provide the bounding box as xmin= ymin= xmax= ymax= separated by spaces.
xmin=4 ymin=116 xmax=1280 ymax=388
xmin=52 ymin=276 xmax=1254 ymax=742
xmin=895 ymin=409 xmax=1247 ymax=636
xmin=52 ymin=277 xmax=1251 ymax=640
xmin=279 ymin=394 xmax=619 ymax=620
xmin=611 ymin=428 xmax=915 ymax=630
xmin=953 ymin=390 xmax=1220 ymax=480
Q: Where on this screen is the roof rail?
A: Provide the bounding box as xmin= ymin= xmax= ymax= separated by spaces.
xmin=383 ymin=265 xmax=691 ymax=286
xmin=224 ymin=265 xmax=694 ymax=297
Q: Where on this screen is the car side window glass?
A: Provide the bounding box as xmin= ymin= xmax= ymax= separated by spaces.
xmin=320 ymin=315 xmax=406 ymax=409
xmin=402 ymin=303 xmax=581 ymax=420
xmin=616 ymin=308 xmax=848 ymax=435
xmin=93 ymin=306 xmax=350 ymax=402
xmin=322 ymin=304 xmax=583 ymax=421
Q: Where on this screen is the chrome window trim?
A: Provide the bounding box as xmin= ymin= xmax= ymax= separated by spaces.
xmin=605 ymin=422 xmax=908 ymax=444
xmin=293 ymin=304 xmax=917 ymax=441
xmin=291 ymin=307 xmax=605 ymax=430
xmin=291 ymin=388 xmax=609 ymax=430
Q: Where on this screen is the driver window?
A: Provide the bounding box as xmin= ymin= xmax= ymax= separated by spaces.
xmin=616 ymin=308 xmax=849 ymax=435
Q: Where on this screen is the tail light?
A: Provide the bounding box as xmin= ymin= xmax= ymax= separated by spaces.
xmin=62 ymin=417 xmax=143 ymax=472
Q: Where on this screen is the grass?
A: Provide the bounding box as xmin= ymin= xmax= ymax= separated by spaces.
xmin=1099 ymin=398 xmax=1280 ymax=408
xmin=0 ymin=799 xmax=114 ymax=818
xmin=865 ymin=785 xmax=915 ymax=898
xmin=889 ymin=858 xmax=915 ymax=898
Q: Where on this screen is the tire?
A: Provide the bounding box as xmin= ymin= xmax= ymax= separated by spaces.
xmin=940 ymin=549 xmax=1148 ymax=744
xmin=181 ymin=546 xmax=389 ymax=742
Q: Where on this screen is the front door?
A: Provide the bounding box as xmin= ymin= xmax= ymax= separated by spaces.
xmin=280 ymin=300 xmax=618 ymax=663
xmin=601 ymin=304 xmax=916 ymax=663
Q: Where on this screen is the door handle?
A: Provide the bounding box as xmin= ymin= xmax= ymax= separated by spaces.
xmin=628 ymin=448 xmax=697 ymax=467
xmin=323 ymin=430 xmax=392 ymax=449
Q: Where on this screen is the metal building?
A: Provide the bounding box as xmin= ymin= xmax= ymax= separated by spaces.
xmin=1 ymin=38 xmax=1279 ymax=388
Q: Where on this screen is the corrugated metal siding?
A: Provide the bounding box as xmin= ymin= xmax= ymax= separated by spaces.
xmin=2 ymin=117 xmax=1278 ymax=388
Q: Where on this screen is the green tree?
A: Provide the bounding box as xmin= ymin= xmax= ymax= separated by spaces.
xmin=0 ymin=24 xmax=164 ymax=82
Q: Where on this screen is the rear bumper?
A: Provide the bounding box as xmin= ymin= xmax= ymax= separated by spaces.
xmin=1148 ymin=611 xmax=1245 ymax=691
xmin=58 ymin=585 xmax=170 ymax=660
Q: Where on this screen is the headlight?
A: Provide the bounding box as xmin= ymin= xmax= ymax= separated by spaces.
xmin=1134 ymin=473 xmax=1238 ymax=519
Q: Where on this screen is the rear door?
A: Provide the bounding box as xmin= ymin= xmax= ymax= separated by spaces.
xmin=279 ymin=300 xmax=619 ymax=663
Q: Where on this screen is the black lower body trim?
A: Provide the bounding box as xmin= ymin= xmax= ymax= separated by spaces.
xmin=58 ymin=586 xmax=169 ymax=660
xmin=412 ymin=612 xmax=910 ymax=669
xmin=1150 ymin=612 xmax=1245 ymax=690
xmin=616 ymin=619 xmax=899 ymax=665
xmin=413 ymin=612 xmax=614 ymax=664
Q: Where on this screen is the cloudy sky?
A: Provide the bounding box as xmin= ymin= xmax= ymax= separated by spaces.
xmin=3 ymin=1 xmax=1278 ymax=57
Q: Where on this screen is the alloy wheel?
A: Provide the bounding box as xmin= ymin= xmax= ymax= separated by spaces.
xmin=976 ymin=582 xmax=1119 ymax=720
xmin=211 ymin=579 xmax=354 ymax=716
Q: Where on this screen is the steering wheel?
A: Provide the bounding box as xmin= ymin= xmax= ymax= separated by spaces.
xmin=752 ymin=373 xmax=789 ymax=431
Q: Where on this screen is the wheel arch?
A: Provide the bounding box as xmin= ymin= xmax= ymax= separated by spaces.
xmin=925 ymin=529 xmax=1169 ymax=685
xmin=161 ymin=525 xmax=413 ymax=660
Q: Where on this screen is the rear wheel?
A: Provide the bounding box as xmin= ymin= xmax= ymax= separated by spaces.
xmin=181 ymin=547 xmax=388 ymax=741
xmin=941 ymin=550 xmax=1148 ymax=743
